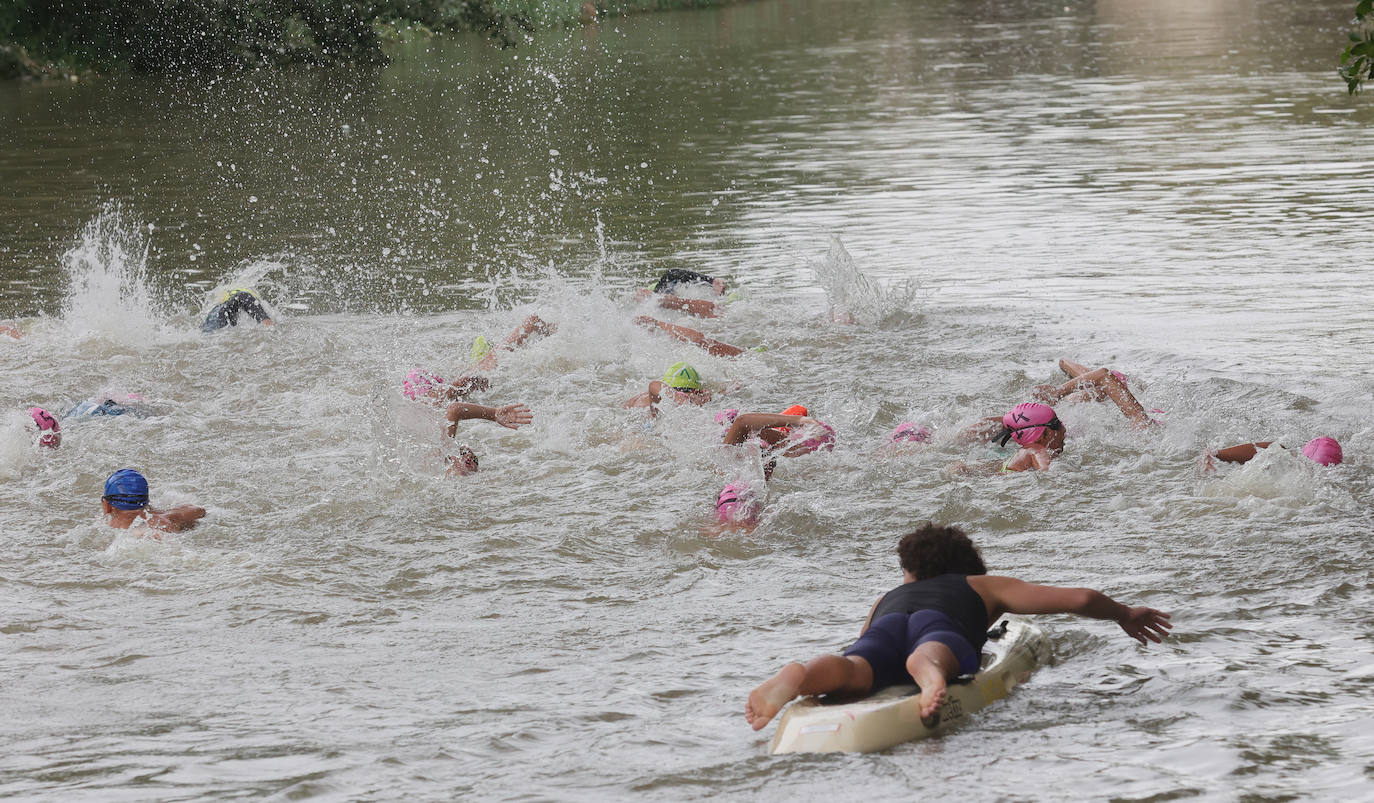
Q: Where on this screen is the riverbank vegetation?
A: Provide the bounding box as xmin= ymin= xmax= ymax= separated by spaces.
xmin=1341 ymin=0 xmax=1374 ymax=93
xmin=0 ymin=0 xmax=740 ymax=79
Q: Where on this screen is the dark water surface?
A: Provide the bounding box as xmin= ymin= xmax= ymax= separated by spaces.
xmin=2 ymin=0 xmax=1372 ymax=799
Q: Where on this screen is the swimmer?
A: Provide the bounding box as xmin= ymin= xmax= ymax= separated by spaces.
xmin=469 ymin=314 xmax=557 ymax=371
xmin=28 ymin=407 xmax=60 ymax=448
xmin=1 ymin=322 xmax=23 ymax=339
xmin=623 ymin=362 xmax=718 ymax=414
xmin=100 ymin=468 xmax=206 ymax=536
xmin=722 ymin=407 xmax=836 ymax=459
xmin=403 ymin=369 xmax=491 ymax=406
xmin=1033 ymin=359 xmax=1154 ymax=429
xmin=877 ymin=421 xmax=933 ymax=456
xmin=1201 ymin=436 xmax=1342 ymax=471
xmin=952 ymin=402 xmax=1064 ymax=474
xmin=441 ymin=402 xmax=532 ymax=477
xmin=63 ymin=395 xmax=159 ymax=419
xmin=201 ymin=287 xmax=273 ymax=333
xmin=634 ymin=270 xmax=729 ymax=319
xmin=714 ymin=481 xmax=764 ymax=529
xmin=445 ymin=445 xmax=480 ymax=477
xmin=633 ymin=315 xmax=746 ymax=358
xmin=744 ymin=523 xmax=1171 ymax=731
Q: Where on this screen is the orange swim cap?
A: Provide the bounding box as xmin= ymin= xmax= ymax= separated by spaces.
xmin=780 ymin=404 xmax=808 ymax=416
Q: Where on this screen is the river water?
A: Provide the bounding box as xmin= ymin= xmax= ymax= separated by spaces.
xmin=2 ymin=0 xmax=1372 ymax=799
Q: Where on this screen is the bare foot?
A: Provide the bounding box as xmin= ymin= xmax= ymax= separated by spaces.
xmin=745 ymin=662 xmax=805 ymax=731
xmin=905 ymin=648 xmax=952 ymax=722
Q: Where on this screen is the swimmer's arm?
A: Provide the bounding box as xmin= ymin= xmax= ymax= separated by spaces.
xmin=1058 ymin=359 xmax=1092 ymax=379
xmin=969 ymin=575 xmax=1172 ymax=646
xmin=633 ymin=315 xmax=744 ymax=358
xmin=446 ymin=374 xmax=491 ymax=400
xmin=149 ymin=505 xmax=207 ymax=533
xmin=446 ymin=402 xmax=533 ymax=435
xmin=722 ymin=414 xmax=811 ymax=445
xmin=1209 ymin=442 xmax=1273 ymax=465
xmin=858 ymin=596 xmax=882 ymax=636
xmin=654 ymin=295 xmax=720 ymax=319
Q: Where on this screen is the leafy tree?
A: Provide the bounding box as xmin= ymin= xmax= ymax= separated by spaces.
xmin=1340 ymin=0 xmax=1374 ymax=94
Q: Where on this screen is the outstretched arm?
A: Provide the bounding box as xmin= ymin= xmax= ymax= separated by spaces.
xmin=970 ymin=575 xmax=1172 ymax=645
xmin=149 ymin=505 xmax=207 ymax=533
xmin=633 ymin=315 xmax=744 ymax=357
xmin=1059 ymin=359 xmax=1092 ymax=379
xmin=654 ymin=295 xmax=720 ymax=319
xmin=722 ymin=413 xmax=812 ymax=445
xmin=446 ymin=402 xmax=533 ymax=437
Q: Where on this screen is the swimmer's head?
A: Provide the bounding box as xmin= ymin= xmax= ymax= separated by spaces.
xmin=102 ymin=468 xmax=150 ymax=511
xmin=780 ymin=404 xmax=808 ymax=417
xmin=716 ymin=483 xmax=761 ymax=524
xmin=217 ymin=287 xmax=259 ymax=304
xmin=403 ymin=369 xmax=443 ymax=401
xmin=998 ymin=402 xmax=1062 ymax=448
xmin=888 ymin=422 xmax=932 ymax=444
xmin=28 ymin=407 xmax=59 ymax=448
xmin=662 ymin=362 xmax=701 ymax=390
xmin=446 ymin=445 xmax=480 ymax=476
xmin=715 ymin=408 xmax=740 ymax=427
xmin=470 ymin=335 xmax=492 ymax=363
xmin=1301 ymin=436 xmax=1342 ymax=466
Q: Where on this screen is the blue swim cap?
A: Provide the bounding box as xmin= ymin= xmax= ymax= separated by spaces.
xmin=103 ymin=468 xmax=149 ymax=510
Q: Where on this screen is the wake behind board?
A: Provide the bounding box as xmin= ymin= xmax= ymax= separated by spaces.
xmin=769 ymin=615 xmax=1051 ymax=755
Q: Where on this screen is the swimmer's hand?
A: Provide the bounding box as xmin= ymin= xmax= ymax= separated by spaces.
xmin=1199 ymin=451 xmax=1216 ymax=473
xmin=493 ymin=403 xmax=533 ymax=430
xmin=1118 ymin=607 xmax=1172 ymax=646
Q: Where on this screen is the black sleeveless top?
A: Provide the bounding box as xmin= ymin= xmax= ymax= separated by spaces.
xmin=870 ymin=574 xmax=991 ymax=653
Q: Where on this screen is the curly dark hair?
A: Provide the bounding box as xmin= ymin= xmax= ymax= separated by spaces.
xmin=897 ymin=523 xmax=987 ymax=579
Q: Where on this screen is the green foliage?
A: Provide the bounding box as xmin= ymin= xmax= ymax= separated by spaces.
xmin=1340 ymin=0 xmax=1374 ymax=94
xmin=0 ymin=0 xmax=743 ymax=74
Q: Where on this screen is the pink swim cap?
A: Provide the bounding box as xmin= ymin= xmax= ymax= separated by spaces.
xmin=28 ymin=407 xmax=59 ymax=448
xmin=1301 ymin=436 xmax=1342 ymax=466
xmin=403 ymin=369 xmax=443 ymax=401
xmin=790 ymin=421 xmax=836 ymax=454
xmin=717 ymin=483 xmax=761 ymax=524
xmin=1000 ymin=402 xmax=1061 ymax=447
xmin=715 ymin=408 xmax=740 ymax=427
xmin=888 ymin=422 xmax=932 ymax=443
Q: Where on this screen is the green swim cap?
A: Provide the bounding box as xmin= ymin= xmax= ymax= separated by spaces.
xmin=726 ymin=291 xmax=743 ymax=303
xmin=662 ymin=361 xmax=701 ymax=390
xmin=470 ymin=335 xmax=492 ymax=363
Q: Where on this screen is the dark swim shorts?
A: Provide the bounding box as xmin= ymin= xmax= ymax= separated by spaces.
xmin=843 ymin=610 xmax=980 ymax=691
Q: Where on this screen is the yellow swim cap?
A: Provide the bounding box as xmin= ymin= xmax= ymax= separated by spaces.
xmin=216 ymin=287 xmax=258 ymax=304
xmin=470 ymin=335 xmax=492 ymax=363
xmin=662 ymin=361 xmax=701 ymax=390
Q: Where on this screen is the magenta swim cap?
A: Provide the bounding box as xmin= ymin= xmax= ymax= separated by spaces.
xmin=28 ymin=407 xmax=59 ymax=448
xmin=999 ymin=402 xmax=1061 ymax=447
xmin=789 ymin=421 xmax=836 ymax=454
xmin=717 ymin=483 xmax=761 ymax=524
xmin=888 ymin=422 xmax=932 ymax=443
xmin=403 ymin=369 xmax=443 ymax=401
xmin=1301 ymin=436 xmax=1342 ymax=466
xmin=715 ymin=408 xmax=740 ymax=427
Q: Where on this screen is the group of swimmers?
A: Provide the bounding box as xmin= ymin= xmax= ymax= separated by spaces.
xmin=12 ymin=288 xmax=271 ymax=537
xmin=10 ymin=273 xmax=1344 ymax=739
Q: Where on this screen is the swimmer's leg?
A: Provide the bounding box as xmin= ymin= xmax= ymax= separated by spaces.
xmin=745 ymin=655 xmax=873 ymax=731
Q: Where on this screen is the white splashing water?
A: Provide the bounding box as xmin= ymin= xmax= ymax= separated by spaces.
xmin=812 ymin=236 xmax=920 ymax=326
xmin=59 ymin=205 xmax=171 ymax=341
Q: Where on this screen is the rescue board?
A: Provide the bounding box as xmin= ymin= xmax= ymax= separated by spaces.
xmin=769 ymin=615 xmax=1051 ymax=754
